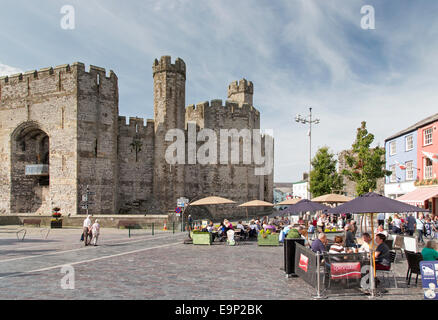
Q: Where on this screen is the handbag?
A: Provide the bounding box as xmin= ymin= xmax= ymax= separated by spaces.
xmin=80 ymin=233 xmax=84 ymax=241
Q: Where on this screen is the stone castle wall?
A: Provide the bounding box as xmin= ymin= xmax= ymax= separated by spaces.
xmin=0 ymin=56 xmax=274 ymax=217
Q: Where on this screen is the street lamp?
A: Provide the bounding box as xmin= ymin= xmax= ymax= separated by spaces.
xmin=295 ymin=107 xmax=320 ymax=200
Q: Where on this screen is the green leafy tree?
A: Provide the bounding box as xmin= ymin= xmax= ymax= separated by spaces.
xmin=342 ymin=121 xmax=391 ymax=196
xmin=310 ymin=147 xmax=344 ymax=197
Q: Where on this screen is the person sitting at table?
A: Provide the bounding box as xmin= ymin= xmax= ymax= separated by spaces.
xmin=248 ymin=220 xmax=258 ymax=239
xmin=358 ymin=232 xmax=372 ymax=253
xmin=376 ymin=224 xmax=389 ymax=239
xmin=422 ymin=241 xmax=438 ymax=261
xmin=217 ymin=222 xmax=227 ymax=241
xmin=311 ymin=233 xmax=328 ymax=254
xmin=224 ymin=219 xmax=233 ymax=232
xmin=345 ymin=224 xmax=357 ymax=248
xmin=263 ymin=220 xmax=277 ymax=233
xmin=329 ymin=236 xmax=345 ymax=254
xmin=374 ymin=233 xmax=391 ymax=271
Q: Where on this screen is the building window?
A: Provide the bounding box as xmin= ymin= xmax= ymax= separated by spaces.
xmin=405 ymin=135 xmax=413 ymax=151
xmin=406 ymin=161 xmax=414 ymax=181
xmin=389 ymin=165 xmax=397 ymax=183
xmin=424 ymin=127 xmax=433 ymax=146
xmin=389 ymin=141 xmax=396 ymax=156
xmin=424 ymin=158 xmax=433 ymax=179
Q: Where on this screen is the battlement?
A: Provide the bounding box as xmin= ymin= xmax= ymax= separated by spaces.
xmin=228 ymin=79 xmax=254 ymax=96
xmin=0 ymin=62 xmax=117 ymax=85
xmin=152 ymin=56 xmax=186 ymax=78
xmin=187 ymin=99 xmax=260 ymax=118
xmin=118 ymin=116 xmax=154 ymax=137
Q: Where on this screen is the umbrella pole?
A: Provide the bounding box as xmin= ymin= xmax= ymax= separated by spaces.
xmin=370 ymin=213 xmax=376 ymax=298
xmin=246 ymin=207 xmax=248 ymax=224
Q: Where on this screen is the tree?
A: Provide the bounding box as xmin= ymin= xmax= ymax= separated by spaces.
xmin=309 ymin=147 xmax=344 ymax=197
xmin=342 ymin=121 xmax=391 ymax=196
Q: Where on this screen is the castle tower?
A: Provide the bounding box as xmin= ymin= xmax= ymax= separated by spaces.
xmin=152 ymin=56 xmax=186 ymax=210
xmin=228 ymin=79 xmax=253 ymax=106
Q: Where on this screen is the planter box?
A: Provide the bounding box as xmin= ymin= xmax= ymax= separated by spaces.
xmin=51 ymin=220 xmax=63 ymax=229
xmin=192 ymin=232 xmax=212 ymax=245
xmin=258 ymin=233 xmax=279 ymax=246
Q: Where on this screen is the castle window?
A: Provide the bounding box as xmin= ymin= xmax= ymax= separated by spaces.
xmin=169 ymin=87 xmax=172 ymax=98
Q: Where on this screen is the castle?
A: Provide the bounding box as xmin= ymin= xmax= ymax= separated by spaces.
xmin=0 ymin=56 xmax=273 ymax=216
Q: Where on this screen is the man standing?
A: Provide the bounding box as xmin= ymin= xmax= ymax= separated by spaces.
xmin=406 ymin=213 xmax=416 ymax=236
xmin=377 ymin=212 xmax=385 ymax=227
xmin=83 ymin=215 xmax=92 ymax=246
xmin=416 ymin=213 xmax=425 ymax=244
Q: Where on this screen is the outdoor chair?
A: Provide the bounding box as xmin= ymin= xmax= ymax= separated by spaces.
xmin=405 ymin=250 xmax=423 ymax=286
xmin=392 ymin=235 xmax=405 ymax=261
xmin=375 ymin=250 xmax=398 ymax=288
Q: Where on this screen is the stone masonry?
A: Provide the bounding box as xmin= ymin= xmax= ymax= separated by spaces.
xmin=0 ymin=56 xmax=273 ymax=217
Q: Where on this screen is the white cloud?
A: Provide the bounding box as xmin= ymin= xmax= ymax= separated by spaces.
xmin=0 ymin=63 xmax=22 ymax=77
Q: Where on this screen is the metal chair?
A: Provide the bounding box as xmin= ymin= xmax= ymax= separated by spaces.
xmin=405 ymin=250 xmax=423 ymax=286
xmin=376 ymin=251 xmax=398 ymax=288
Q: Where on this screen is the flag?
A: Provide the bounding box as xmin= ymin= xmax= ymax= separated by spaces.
xmin=395 ymin=161 xmax=406 ymax=170
xmin=422 ymin=151 xmax=438 ymax=163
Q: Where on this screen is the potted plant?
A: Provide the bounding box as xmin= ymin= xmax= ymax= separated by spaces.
xmin=192 ymin=230 xmax=212 ymax=245
xmin=258 ymin=229 xmax=279 ymax=246
xmin=51 ymin=207 xmax=63 ymax=229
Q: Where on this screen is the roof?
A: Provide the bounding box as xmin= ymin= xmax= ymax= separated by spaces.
xmin=292 ymin=180 xmax=308 ymax=185
xmin=274 ymin=182 xmax=293 ymax=188
xmin=385 ymin=112 xmax=438 ymax=142
xmin=397 ymin=186 xmax=438 ymax=206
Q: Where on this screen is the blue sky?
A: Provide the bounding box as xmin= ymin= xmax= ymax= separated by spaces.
xmin=1 ymin=0 xmax=438 ymax=182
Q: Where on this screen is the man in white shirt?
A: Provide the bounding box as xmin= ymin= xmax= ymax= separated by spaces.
xmin=83 ymin=215 xmax=92 ymax=246
xmin=359 ymin=233 xmax=371 ymax=253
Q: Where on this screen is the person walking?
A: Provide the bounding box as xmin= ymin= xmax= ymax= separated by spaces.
xmin=416 ymin=213 xmax=425 ymax=244
xmin=82 ymin=215 xmax=92 ymax=246
xmin=91 ymin=219 xmax=100 ymax=246
xmin=406 ymin=213 xmax=416 ymax=236
xmin=377 ymin=212 xmax=385 ymax=227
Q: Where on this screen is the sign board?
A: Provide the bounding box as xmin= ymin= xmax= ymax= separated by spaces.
xmin=82 ymin=205 xmax=89 ymax=209
xmin=82 ymin=195 xmax=88 ymax=202
xmin=404 ymin=237 xmax=417 ymax=253
xmin=175 ymin=207 xmax=182 ymax=214
xmin=177 ymin=197 xmax=189 ymax=208
xmin=420 ymin=261 xmax=438 ymax=300
xmin=202 ymin=220 xmax=208 ymax=227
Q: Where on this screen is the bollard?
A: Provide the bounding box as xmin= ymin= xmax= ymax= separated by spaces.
xmin=128 ymin=227 xmax=131 ymax=238
xmin=152 ymin=223 xmax=154 ymax=236
xmin=313 ymin=252 xmax=326 ymax=300
xmin=173 ymin=222 xmax=175 ymax=234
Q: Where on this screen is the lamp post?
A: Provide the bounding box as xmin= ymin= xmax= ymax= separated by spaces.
xmin=295 ymin=108 xmax=320 ymax=200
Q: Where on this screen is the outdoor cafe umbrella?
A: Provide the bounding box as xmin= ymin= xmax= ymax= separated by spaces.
xmin=282 ymin=199 xmax=330 ymax=215
xmin=238 ymin=200 xmax=274 ymax=222
xmin=275 ymin=198 xmax=301 ymax=206
xmin=312 ymin=193 xmax=353 ymax=205
xmin=329 ymin=192 xmax=429 ymax=297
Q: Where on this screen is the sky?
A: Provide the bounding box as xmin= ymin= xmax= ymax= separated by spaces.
xmin=1 ymin=0 xmax=438 ymax=183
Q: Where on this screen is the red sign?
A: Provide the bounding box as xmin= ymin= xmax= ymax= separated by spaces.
xmin=330 ymin=262 xmax=361 ymax=280
xmin=175 ymin=207 xmax=182 ymax=213
xmin=299 ymin=254 xmax=309 ymax=272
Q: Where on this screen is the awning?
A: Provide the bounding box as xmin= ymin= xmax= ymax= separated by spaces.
xmin=396 ymin=186 xmax=438 ymax=206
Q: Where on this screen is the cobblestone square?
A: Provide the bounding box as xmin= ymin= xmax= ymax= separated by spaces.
xmin=0 ymin=227 xmax=425 ymax=300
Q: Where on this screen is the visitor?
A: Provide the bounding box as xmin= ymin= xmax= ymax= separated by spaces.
xmin=329 ymin=236 xmax=345 ymax=254
xmin=344 ymin=225 xmax=356 ymax=248
xmin=263 ymin=220 xmax=277 ymax=233
xmin=311 ymin=233 xmax=328 ymax=254
xmin=377 ymin=212 xmax=385 ymax=227
xmin=421 ymin=241 xmax=438 ymax=261
xmin=351 ymin=220 xmax=358 ymax=236
xmin=91 ymin=219 xmax=100 ymax=246
xmin=188 ymin=215 xmax=193 ymax=231
xmin=416 ymin=213 xmax=425 ymax=244
xmin=406 ymin=213 xmax=416 ymax=236
xmin=374 ymin=233 xmax=391 ymax=270
xmin=424 ymin=217 xmax=433 ymax=239
xmin=307 ymin=223 xmax=316 ymax=240
xmin=358 ymin=232 xmax=371 ymax=253
xmin=82 ymin=215 xmax=92 ymax=246
xmin=433 ymin=216 xmax=438 ymax=240
xmin=337 ymin=216 xmax=344 ymax=230
xmin=376 ymin=224 xmax=389 ymax=238
xmin=392 ymin=214 xmax=402 ymax=234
